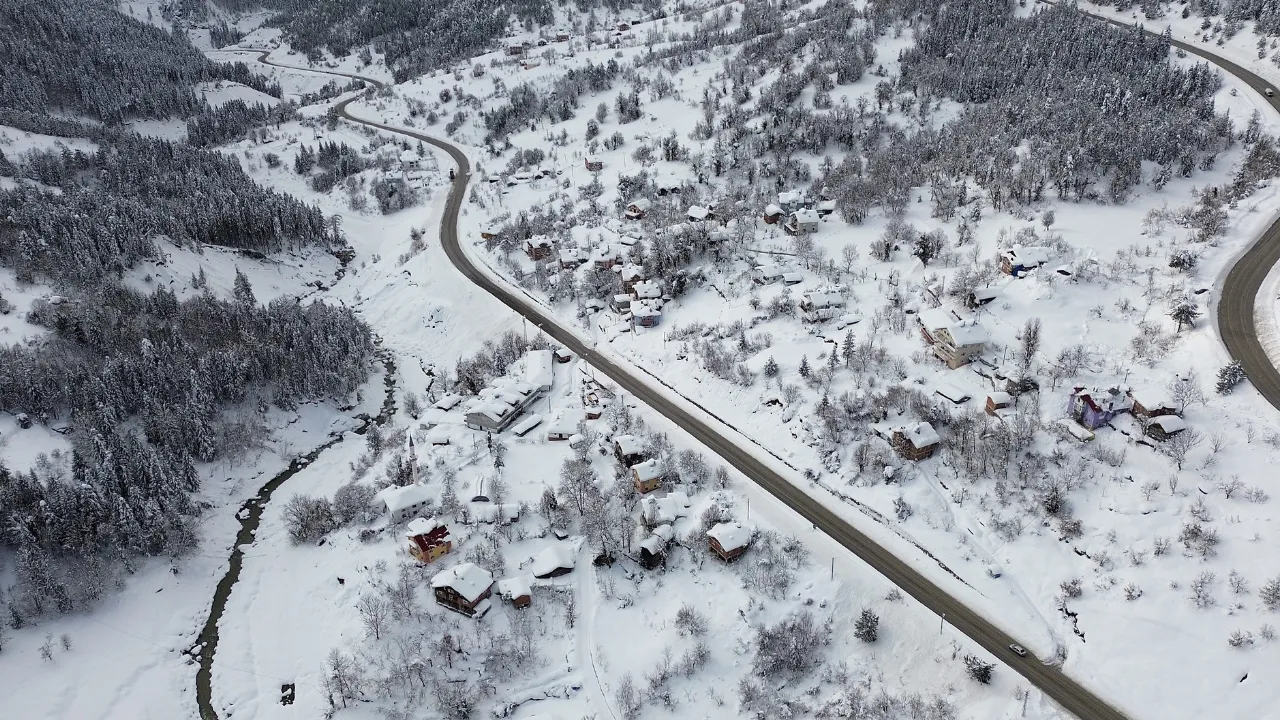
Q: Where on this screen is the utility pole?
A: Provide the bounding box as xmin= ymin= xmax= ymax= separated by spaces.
xmin=940 ymin=612 xmax=946 ymax=635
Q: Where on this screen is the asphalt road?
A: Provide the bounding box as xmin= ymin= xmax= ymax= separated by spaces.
xmin=1058 ymin=6 xmax=1280 ymax=412
xmin=247 ymin=50 xmax=1136 ymax=718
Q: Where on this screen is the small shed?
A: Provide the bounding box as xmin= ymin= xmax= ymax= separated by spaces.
xmin=510 ymin=413 xmax=544 ymax=437
xmin=531 ymin=544 xmax=577 ymax=578
xmin=638 ymin=532 xmax=667 ymax=569
xmin=1145 ymin=415 xmax=1187 ymax=441
xmin=686 ymin=205 xmax=711 ymax=222
xmin=781 ymin=272 xmax=804 ymax=285
xmin=985 ymin=392 xmax=1013 ymax=416
xmin=545 ymin=413 xmax=579 ymax=441
xmin=555 ymin=348 xmax=573 ymax=363
xmin=816 ymin=199 xmax=836 ymax=217
xmin=707 ymin=522 xmax=753 ymax=562
xmin=434 ymin=393 xmax=464 ymax=411
xmin=753 ymin=265 xmax=785 ymax=284
xmin=763 ymin=204 xmax=783 ymax=224
xmin=967 ymin=287 xmax=998 ymax=309
xmin=614 ymin=434 xmax=646 ymax=464
xmin=585 ymin=156 xmax=603 ymax=171
xmin=497 ymin=576 xmax=533 ymax=608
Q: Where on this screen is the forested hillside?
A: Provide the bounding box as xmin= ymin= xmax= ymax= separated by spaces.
xmin=0 ymin=0 xmax=375 ymax=625
xmin=0 ymin=0 xmax=281 ymax=124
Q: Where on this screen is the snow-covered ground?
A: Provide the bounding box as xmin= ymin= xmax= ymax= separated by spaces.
xmin=10 ymin=2 xmax=1280 ymax=719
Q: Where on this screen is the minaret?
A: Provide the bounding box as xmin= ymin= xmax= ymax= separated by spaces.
xmin=407 ymin=432 xmax=419 ymax=486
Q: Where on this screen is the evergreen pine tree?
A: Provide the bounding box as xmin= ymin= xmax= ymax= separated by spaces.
xmin=854 ymin=609 xmax=879 ymax=642
xmin=233 ymin=268 xmax=256 ymax=306
xmin=763 ymin=356 xmax=779 ymax=378
xmin=798 ymin=354 xmax=811 ymax=378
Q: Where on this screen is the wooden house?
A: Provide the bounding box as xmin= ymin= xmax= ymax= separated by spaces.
xmin=616 ymin=21 xmax=631 ymax=31
xmin=686 ymin=205 xmax=712 ymax=222
xmin=625 ymin=199 xmax=651 ymax=220
xmin=707 ymin=522 xmax=753 ymax=562
xmin=585 ymin=156 xmax=603 ymax=171
xmin=506 ymin=44 xmax=526 ymax=56
xmin=1128 ymin=389 xmax=1178 ymax=419
xmin=816 ymin=199 xmax=837 ymax=217
xmin=891 ymin=422 xmax=940 ymax=461
xmin=554 ymin=348 xmax=573 ymax=363
xmin=1145 ymin=415 xmax=1187 ymax=441
xmin=556 ymin=33 xmax=571 ymax=42
xmin=763 ymin=204 xmax=783 ymax=224
xmin=525 ymin=237 xmax=552 ymax=261
xmin=639 ymin=525 xmax=673 ymax=569
xmin=614 ymin=434 xmax=645 ymax=464
xmin=406 ymin=517 xmax=451 ymax=563
xmin=631 ymin=458 xmax=664 ymax=493
xmin=431 ymin=562 xmax=494 ymax=617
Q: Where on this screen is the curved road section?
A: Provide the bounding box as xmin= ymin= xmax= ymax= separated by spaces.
xmin=247 ymin=50 xmax=1130 ymax=719
xmin=1062 ymin=7 xmax=1280 ymax=409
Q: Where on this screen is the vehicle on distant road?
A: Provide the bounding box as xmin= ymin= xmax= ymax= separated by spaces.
xmin=1267 ymin=87 xmax=1275 ymax=97
xmin=1010 ymin=644 xmax=1028 ymax=657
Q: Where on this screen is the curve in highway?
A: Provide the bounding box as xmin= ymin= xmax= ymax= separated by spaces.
xmin=248 ymin=50 xmax=1130 ymax=720
xmin=1060 ymin=6 xmax=1280 ymax=411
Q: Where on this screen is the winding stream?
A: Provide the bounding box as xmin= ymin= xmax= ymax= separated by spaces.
xmin=193 ymin=352 xmax=397 ymax=720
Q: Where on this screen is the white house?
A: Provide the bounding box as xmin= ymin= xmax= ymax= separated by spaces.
xmin=381 ymin=483 xmax=437 ymax=524
xmin=753 ymin=265 xmax=785 ymax=284
xmin=785 ymin=208 xmax=821 ymax=235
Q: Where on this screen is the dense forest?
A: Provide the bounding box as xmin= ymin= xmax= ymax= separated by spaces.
xmin=3 ymin=134 xmax=334 ymax=285
xmin=0 ymin=0 xmax=375 ymax=624
xmin=0 ymin=0 xmax=281 ymax=124
xmin=172 ymin=0 xmax=659 ymax=81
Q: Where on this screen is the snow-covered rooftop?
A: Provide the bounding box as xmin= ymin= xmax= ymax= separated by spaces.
xmin=1001 ymin=245 xmax=1051 ymax=267
xmin=900 ymin=422 xmax=940 ymax=449
xmin=628 ymin=198 xmax=651 ymax=211
xmin=497 ymin=576 xmax=532 ymax=599
xmin=917 ymin=307 xmax=958 ymax=332
xmin=946 ymin=321 xmax=987 ymax=347
xmin=792 ymin=208 xmax=820 ymax=224
xmin=524 ymin=349 xmax=554 ymax=390
xmin=380 ymin=483 xmax=436 ymax=515
xmin=1149 ymin=415 xmax=1187 ymax=433
xmin=434 ymin=393 xmax=463 ymax=411
xmin=686 ymin=205 xmax=710 ymax=220
xmin=614 ymin=434 xmax=644 ymax=456
xmin=632 ymin=281 xmax=662 ymax=299
xmin=631 ymin=458 xmax=664 ymax=482
xmin=405 ymin=517 xmax=446 ymax=538
xmin=431 ymin=562 xmax=494 ymax=603
xmin=707 ymin=522 xmax=753 ymax=552
xmin=531 ymin=544 xmax=577 ymax=578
